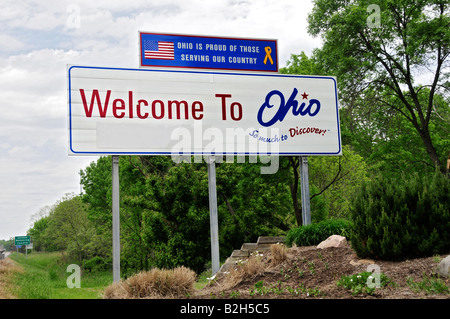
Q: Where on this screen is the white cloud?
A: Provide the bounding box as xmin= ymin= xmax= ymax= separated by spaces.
xmin=0 ymin=34 xmax=25 ymax=52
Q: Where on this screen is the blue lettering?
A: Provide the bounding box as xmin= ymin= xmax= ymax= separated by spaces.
xmin=257 ymin=89 xmax=321 ymax=127
xmin=249 ymin=129 xmax=259 ymax=138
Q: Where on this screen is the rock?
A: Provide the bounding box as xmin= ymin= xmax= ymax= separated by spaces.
xmin=231 ymin=250 xmax=249 ymax=258
xmin=350 ymin=259 xmax=375 ymax=266
xmin=438 ymin=255 xmax=450 ymax=278
xmin=317 ymin=235 xmax=347 ymax=249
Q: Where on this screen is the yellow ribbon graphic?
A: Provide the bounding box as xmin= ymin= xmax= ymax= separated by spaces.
xmin=264 ymin=46 xmax=274 ymax=65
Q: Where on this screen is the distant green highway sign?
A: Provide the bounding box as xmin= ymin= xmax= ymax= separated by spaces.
xmin=15 ymin=236 xmax=31 ymax=246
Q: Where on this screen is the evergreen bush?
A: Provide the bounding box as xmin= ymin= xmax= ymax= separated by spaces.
xmin=349 ymin=171 xmax=450 ymax=260
xmin=285 ymin=219 xmax=352 ymax=247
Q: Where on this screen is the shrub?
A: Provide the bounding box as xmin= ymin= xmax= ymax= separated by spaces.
xmin=223 ymin=253 xmax=265 ymax=289
xmin=285 ymin=219 xmax=353 ymax=247
xmin=103 ymin=266 xmax=197 ymax=299
xmin=349 ymin=171 xmax=450 ymax=260
xmin=83 ymin=256 xmax=109 ymax=273
xmin=270 ymin=243 xmax=287 ymax=266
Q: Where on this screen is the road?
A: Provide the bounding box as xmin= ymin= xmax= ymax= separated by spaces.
xmin=1 ymin=251 xmax=11 ymax=259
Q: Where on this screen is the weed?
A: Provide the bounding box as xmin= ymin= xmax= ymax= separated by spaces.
xmin=271 ymin=282 xmax=284 ymax=295
xmin=249 ymin=280 xmax=323 ymax=298
xmin=432 ymin=255 xmax=441 ymax=263
xmin=306 ymin=287 xmax=323 ymax=297
xmin=407 ymin=274 xmax=449 ymax=295
xmin=337 ymin=271 xmax=393 ymax=296
xmin=229 ymin=290 xmax=240 ymax=299
xmin=308 ymin=261 xmax=316 ymax=275
xmin=249 ymin=280 xmax=268 ymax=296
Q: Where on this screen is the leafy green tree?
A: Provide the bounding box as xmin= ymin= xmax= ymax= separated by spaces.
xmin=78 ymin=155 xmax=297 ymax=275
xmin=281 ymin=52 xmax=371 ymax=222
xmin=43 ymin=193 xmax=95 ymax=263
xmin=0 ymin=238 xmax=14 ymax=251
xmin=280 ymin=50 xmax=325 ymax=76
xmin=308 ymin=145 xmax=370 ymax=219
xmin=79 ymin=157 xmax=113 ymax=235
xmin=308 ymin=0 xmax=450 ymax=172
xmin=216 ymin=157 xmax=294 ymax=246
xmin=28 ymin=216 xmax=52 ymax=252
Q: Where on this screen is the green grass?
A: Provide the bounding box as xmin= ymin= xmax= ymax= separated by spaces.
xmin=194 ymin=268 xmax=213 ymax=290
xmin=9 ymin=252 xmax=112 ymax=299
xmin=407 ymin=274 xmax=449 ymax=295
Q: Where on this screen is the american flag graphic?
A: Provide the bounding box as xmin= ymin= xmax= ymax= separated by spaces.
xmin=144 ymin=40 xmax=174 ymax=60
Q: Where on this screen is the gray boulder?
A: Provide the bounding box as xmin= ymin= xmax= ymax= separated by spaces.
xmin=317 ymin=235 xmax=347 ymax=249
xmin=437 ymin=255 xmax=450 ymax=278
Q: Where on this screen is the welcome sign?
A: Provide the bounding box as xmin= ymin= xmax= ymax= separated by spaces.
xmin=67 ymin=66 xmax=341 ymax=156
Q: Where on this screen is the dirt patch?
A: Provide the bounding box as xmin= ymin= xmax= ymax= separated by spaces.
xmin=194 ymin=244 xmax=450 ymax=299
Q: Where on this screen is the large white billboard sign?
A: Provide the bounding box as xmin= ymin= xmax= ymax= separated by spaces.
xmin=67 ymin=66 xmax=341 ymax=156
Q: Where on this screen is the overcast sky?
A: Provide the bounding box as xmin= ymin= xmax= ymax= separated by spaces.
xmin=0 ymin=0 xmax=321 ymax=241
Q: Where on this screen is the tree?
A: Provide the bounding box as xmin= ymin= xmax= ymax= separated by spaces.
xmin=28 ymin=216 xmax=51 ymax=251
xmin=308 ymin=0 xmax=450 ymax=172
xmin=280 ymin=51 xmax=325 ymax=76
xmin=280 ymin=52 xmax=371 ymax=223
xmin=78 ymin=155 xmax=296 ymax=275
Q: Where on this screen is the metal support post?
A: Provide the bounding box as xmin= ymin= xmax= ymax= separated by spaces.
xmin=207 ymin=156 xmax=220 ymax=276
xmin=300 ymin=156 xmax=311 ymax=226
xmin=112 ymin=155 xmax=120 ymax=282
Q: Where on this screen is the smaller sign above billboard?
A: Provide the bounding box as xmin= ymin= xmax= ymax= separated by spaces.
xmin=139 ymin=32 xmax=278 ymax=72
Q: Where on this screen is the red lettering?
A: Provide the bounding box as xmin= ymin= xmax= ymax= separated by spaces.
xmin=168 ymin=100 xmax=189 ymax=119
xmin=230 ymin=102 xmax=242 ymax=121
xmin=128 ymin=91 xmax=134 ymax=118
xmin=136 ymin=99 xmax=148 ymax=119
xmin=79 ymin=89 xmax=205 ymax=121
xmin=215 ymin=94 xmax=232 ymax=120
xmin=79 ymin=89 xmax=111 ymax=118
xmin=152 ymin=100 xmax=164 ymax=119
xmin=288 ymin=126 xmax=328 ymax=137
xmin=112 ymin=99 xmax=125 ymax=118
xmin=192 ymin=101 xmax=204 ymax=120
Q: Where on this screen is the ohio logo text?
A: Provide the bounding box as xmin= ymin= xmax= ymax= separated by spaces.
xmin=257 ymin=88 xmax=321 ymax=127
